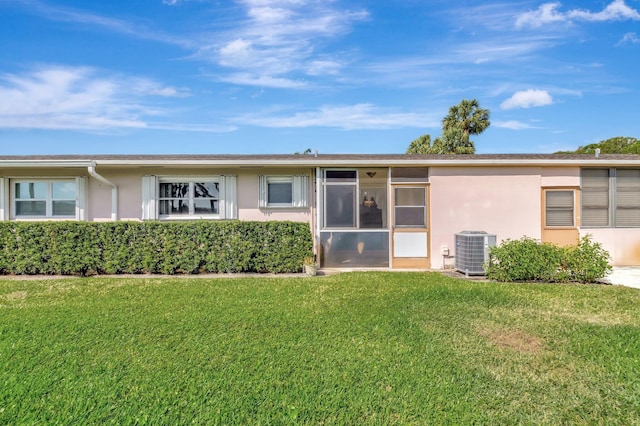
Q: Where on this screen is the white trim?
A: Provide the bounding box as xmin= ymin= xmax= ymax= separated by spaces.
xmin=219 ymin=175 xmax=237 ymax=219
xmin=1 ymin=154 xmax=640 ymax=169
xmin=292 ymin=175 xmax=309 ymax=208
xmin=258 ymin=175 xmax=268 ymax=208
xmin=88 ymin=158 xmax=640 ymax=168
xmin=141 ymin=175 xmax=158 ymax=220
xmin=0 ymin=178 xmax=8 ymax=221
xmin=0 ymin=160 xmax=92 ymax=168
xmin=75 ymin=176 xmax=88 ymax=221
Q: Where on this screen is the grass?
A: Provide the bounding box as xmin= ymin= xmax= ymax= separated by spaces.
xmin=1 ymin=272 xmax=639 ymax=424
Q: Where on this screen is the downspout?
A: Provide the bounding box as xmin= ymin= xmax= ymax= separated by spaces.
xmin=88 ymin=161 xmax=118 ymax=220
xmin=315 ymin=167 xmax=321 ymax=264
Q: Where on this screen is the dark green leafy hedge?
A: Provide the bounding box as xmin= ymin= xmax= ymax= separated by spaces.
xmin=486 ymin=235 xmax=612 ymax=283
xmin=0 ymin=221 xmax=313 ymax=275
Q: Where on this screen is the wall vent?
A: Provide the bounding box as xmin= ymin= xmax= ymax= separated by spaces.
xmin=454 ymin=231 xmax=496 ymax=276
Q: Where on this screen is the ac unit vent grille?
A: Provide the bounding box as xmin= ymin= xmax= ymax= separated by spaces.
xmin=455 ymin=231 xmax=496 ymax=276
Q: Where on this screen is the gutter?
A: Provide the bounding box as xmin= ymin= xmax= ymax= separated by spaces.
xmin=87 ymin=161 xmax=118 ymax=220
xmin=88 ymin=158 xmax=640 ymax=168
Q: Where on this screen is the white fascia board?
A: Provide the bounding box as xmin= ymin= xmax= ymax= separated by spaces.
xmin=2 ymin=157 xmax=639 ymax=169
xmin=0 ymin=160 xmax=93 ymax=168
xmin=92 ymin=158 xmax=640 ymax=168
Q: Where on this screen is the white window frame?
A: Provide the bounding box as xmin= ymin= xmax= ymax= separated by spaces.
xmin=158 ymin=177 xmax=220 ymax=220
xmin=259 ymin=175 xmax=308 ymax=209
xmin=142 ymin=175 xmax=237 ymax=220
xmin=9 ymin=178 xmax=86 ymax=220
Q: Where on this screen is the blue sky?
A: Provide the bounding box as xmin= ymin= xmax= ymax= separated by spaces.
xmin=1 ymin=0 xmax=639 ymax=155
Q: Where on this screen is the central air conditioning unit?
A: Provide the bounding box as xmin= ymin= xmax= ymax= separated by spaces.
xmin=455 ymin=231 xmax=497 ymax=276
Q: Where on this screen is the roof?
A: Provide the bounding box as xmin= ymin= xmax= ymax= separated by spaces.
xmin=1 ymin=153 xmax=640 ymax=168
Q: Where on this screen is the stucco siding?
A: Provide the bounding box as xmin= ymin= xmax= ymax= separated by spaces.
xmin=540 ymin=167 xmax=580 ymax=187
xmin=88 ymin=166 xmax=314 ymax=223
xmin=237 ymin=171 xmax=313 ymax=222
xmin=429 ymin=167 xmax=542 ymax=267
xmin=580 ymin=228 xmax=640 ymax=266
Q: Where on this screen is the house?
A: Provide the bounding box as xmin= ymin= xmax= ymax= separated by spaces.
xmin=1 ymin=153 xmax=639 ymax=268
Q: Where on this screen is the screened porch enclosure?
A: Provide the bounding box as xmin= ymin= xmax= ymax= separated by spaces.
xmin=320 ymin=168 xmax=390 ymax=267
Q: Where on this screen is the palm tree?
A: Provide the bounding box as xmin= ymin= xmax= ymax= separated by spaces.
xmin=406 ymin=134 xmax=432 ymax=154
xmin=442 ymin=99 xmax=490 ymax=141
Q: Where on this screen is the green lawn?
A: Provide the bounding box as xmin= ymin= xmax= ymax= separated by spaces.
xmin=1 ymin=272 xmax=639 ymax=424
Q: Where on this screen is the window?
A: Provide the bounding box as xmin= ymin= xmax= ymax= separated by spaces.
xmin=615 ymin=169 xmax=640 ymax=227
xmin=582 ymin=169 xmax=610 ymax=226
xmin=159 ymin=180 xmax=219 ymax=217
xmin=322 ymin=169 xmax=388 ymax=229
xmin=323 ymin=171 xmax=357 ymax=228
xmin=142 ymin=175 xmax=237 ymax=220
xmin=12 ymin=180 xmax=77 ymax=218
xmin=394 ymin=187 xmax=426 ymax=227
xmin=259 ymin=175 xmax=309 ymax=208
xmin=545 ymin=190 xmax=574 ymax=227
xmin=582 ymin=168 xmax=640 ymax=227
xmin=390 ymin=167 xmax=429 ymax=183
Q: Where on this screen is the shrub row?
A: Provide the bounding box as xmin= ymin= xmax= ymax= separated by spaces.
xmin=0 ymin=221 xmax=313 ymax=276
xmin=486 ymin=235 xmax=612 ymax=283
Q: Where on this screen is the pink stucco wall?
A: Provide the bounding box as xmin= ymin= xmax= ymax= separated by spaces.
xmin=236 ymin=171 xmax=313 ymax=222
xmin=429 ymin=167 xmax=542 ymax=267
xmin=87 ymin=167 xmax=314 ymax=223
xmin=540 ymin=167 xmax=580 ymax=187
xmin=580 ymin=228 xmax=640 ymax=266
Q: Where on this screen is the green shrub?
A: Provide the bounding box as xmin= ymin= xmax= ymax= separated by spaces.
xmin=562 ymin=235 xmax=613 ymax=283
xmin=486 ymin=235 xmax=611 ymax=283
xmin=0 ymin=221 xmax=312 ymax=276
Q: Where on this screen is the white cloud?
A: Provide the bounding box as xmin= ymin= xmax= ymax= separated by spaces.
xmin=515 ymin=2 xmax=566 ymax=28
xmin=235 ymin=104 xmax=437 ymax=130
xmin=501 ymin=89 xmax=553 ymax=109
xmin=493 ymin=120 xmax=538 ymax=130
xmin=218 ymin=73 xmax=308 ymax=89
xmin=568 ymin=0 xmax=640 ymax=22
xmin=516 ymin=0 xmax=640 ymax=28
xmin=306 ymin=59 xmax=343 ymax=76
xmin=200 ymin=1 xmax=368 ymax=87
xmin=617 ymin=32 xmax=640 ymax=45
xmin=0 ymin=65 xmax=221 ymax=132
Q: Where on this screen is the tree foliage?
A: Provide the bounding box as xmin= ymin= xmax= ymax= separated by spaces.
xmin=442 ymin=99 xmax=491 ymax=139
xmin=432 ymin=128 xmax=475 ymax=154
xmin=556 ymin=136 xmax=640 ymax=154
xmin=406 ymin=99 xmax=489 ymax=154
xmin=406 ymin=134 xmax=433 ymax=154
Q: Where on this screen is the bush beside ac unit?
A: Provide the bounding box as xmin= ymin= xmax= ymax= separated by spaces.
xmin=455 ymin=231 xmax=497 ymax=276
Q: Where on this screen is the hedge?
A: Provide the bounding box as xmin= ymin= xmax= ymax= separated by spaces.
xmin=485 ymin=235 xmax=612 ymax=283
xmin=0 ymin=221 xmax=313 ymax=276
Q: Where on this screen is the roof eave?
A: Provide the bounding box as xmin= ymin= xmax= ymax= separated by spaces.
xmin=0 ymin=160 xmax=93 ymax=168
xmin=92 ymin=158 xmax=640 ymax=167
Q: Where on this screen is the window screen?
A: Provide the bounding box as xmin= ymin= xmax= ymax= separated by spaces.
xmin=581 ymin=169 xmax=609 ymax=227
xmin=394 ymin=187 xmax=426 ymax=227
xmin=615 ymin=169 xmax=640 ymax=227
xmin=545 ymin=190 xmax=574 ymax=227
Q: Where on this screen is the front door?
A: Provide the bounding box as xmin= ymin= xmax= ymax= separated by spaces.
xmin=391 ymin=185 xmax=429 ymax=268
